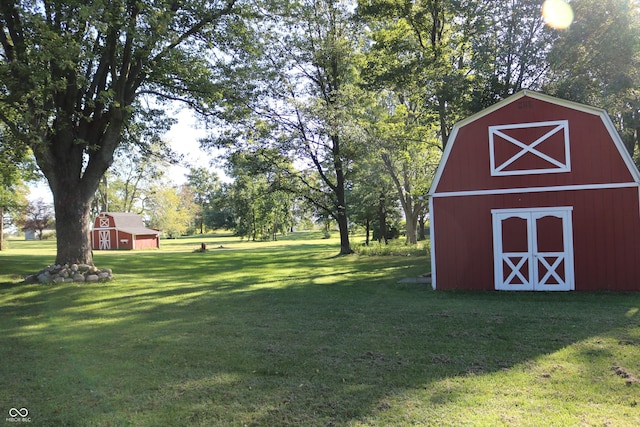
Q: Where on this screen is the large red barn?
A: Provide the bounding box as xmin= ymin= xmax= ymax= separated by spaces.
xmin=91 ymin=212 xmax=160 ymax=250
xmin=428 ymin=90 xmax=640 ymax=291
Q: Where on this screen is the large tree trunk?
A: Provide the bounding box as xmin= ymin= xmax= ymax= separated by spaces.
xmin=0 ymin=206 xmax=4 ymax=251
xmin=53 ymin=190 xmax=95 ymax=266
xmin=35 ymin=129 xmax=118 ymax=266
xmin=334 ymin=156 xmax=353 ymax=255
xmin=365 ymin=217 xmax=370 ymax=246
xmin=381 ymin=152 xmax=423 ymax=245
xmin=418 ymin=212 xmax=427 ymax=241
xmin=336 ymin=210 xmax=352 ymax=255
xmin=378 ymin=191 xmax=387 ymax=244
xmin=405 ymin=210 xmax=419 ymax=245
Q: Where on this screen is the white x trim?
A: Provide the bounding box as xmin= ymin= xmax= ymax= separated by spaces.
xmin=504 ymin=254 xmax=530 ymax=286
xmin=489 ymin=120 xmax=570 ymax=176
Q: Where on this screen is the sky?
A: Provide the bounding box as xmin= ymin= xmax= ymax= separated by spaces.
xmin=162 ymin=109 xmax=218 ymax=184
xmin=28 ymin=109 xmax=222 ymax=203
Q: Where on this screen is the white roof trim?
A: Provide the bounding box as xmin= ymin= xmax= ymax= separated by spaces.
xmin=431 ymin=182 xmax=640 ymax=198
xmin=429 ymin=90 xmax=640 ymax=196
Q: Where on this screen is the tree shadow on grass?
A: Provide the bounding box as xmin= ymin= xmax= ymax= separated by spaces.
xmin=1 ymin=247 xmax=639 ymax=426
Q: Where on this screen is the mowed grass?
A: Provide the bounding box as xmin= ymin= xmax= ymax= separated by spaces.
xmin=1 ymin=232 xmax=639 ymax=426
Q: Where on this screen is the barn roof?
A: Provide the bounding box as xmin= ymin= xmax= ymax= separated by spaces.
xmin=429 ymin=90 xmax=640 ymax=196
xmin=101 ymin=212 xmax=160 ymax=236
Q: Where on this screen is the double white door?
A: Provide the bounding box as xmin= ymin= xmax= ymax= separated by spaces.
xmin=99 ymin=230 xmax=111 ymax=250
xmin=492 ymin=207 xmax=574 ymax=291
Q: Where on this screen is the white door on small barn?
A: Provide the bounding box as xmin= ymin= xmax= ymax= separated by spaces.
xmin=99 ymin=230 xmax=111 ymax=250
xmin=492 ymin=207 xmax=574 ymax=291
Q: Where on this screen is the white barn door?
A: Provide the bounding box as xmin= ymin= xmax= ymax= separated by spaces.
xmin=99 ymin=230 xmax=111 ymax=250
xmin=492 ymin=207 xmax=574 ymax=291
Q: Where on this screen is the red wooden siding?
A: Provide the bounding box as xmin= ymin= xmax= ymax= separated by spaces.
xmin=94 ymin=215 xmax=114 ymax=229
xmin=435 ymin=96 xmax=634 ymax=193
xmin=133 ymin=235 xmax=159 ymax=249
xmin=432 ymin=187 xmax=640 ymax=291
xmin=116 ymin=231 xmax=133 ymax=250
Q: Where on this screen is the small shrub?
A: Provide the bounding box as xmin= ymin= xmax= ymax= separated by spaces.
xmin=354 ymin=240 xmax=428 ymax=257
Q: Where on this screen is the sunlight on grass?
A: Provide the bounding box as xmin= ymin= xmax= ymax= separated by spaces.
xmin=357 ymin=331 xmax=640 ymax=426
xmin=1 ymin=233 xmax=639 ymax=426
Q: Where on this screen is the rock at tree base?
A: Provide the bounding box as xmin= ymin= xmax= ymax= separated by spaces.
xmin=24 ymin=264 xmax=115 ymax=284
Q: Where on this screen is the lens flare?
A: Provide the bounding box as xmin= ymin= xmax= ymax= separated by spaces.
xmin=542 ymin=0 xmax=574 ymax=29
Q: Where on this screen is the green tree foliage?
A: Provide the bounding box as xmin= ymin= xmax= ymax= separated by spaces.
xmin=0 ymin=168 xmax=29 ymax=249
xmin=93 ymin=144 xmax=170 ymax=216
xmin=147 ymin=184 xmax=197 ymax=239
xmin=17 ymin=198 xmax=54 ymax=240
xmin=0 ymin=128 xmax=36 ymax=249
xmin=544 ymin=0 xmax=640 ymax=155
xmin=468 ymin=0 xmax=558 ymax=107
xmin=348 ymin=136 xmax=397 ymax=245
xmin=360 ymin=92 xmax=440 ymax=244
xmin=356 ymin=0 xmax=472 ymax=244
xmin=205 ymin=0 xmax=367 ymax=254
xmin=222 ymin=152 xmax=295 ymax=241
xmin=357 ymin=0 xmax=476 ymax=144
xmin=186 ymin=167 xmax=222 ymax=234
xmin=0 ymin=0 xmax=241 ymax=266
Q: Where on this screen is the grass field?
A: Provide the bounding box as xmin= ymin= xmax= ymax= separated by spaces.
xmin=1 ymin=232 xmax=639 ymax=426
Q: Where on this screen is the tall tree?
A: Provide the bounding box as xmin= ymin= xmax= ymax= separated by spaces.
xmin=0 ymin=128 xmax=35 ymax=250
xmin=349 ymin=154 xmax=397 ymax=245
xmin=93 ymin=144 xmax=170 ymax=216
xmin=19 ymin=198 xmax=54 ymax=240
xmin=544 ymin=0 xmax=640 ymax=155
xmin=222 ymin=151 xmax=295 ymax=240
xmin=0 ymin=164 xmax=30 ymax=249
xmin=186 ymin=167 xmax=222 ymax=234
xmin=357 ymin=0 xmax=476 ymax=146
xmin=0 ymin=0 xmax=240 ymax=266
xmin=206 ymin=0 xmax=365 ymax=254
xmin=147 ymin=184 xmax=197 ymax=239
xmin=469 ymin=0 xmax=557 ymax=107
xmin=360 ymin=90 xmax=441 ymax=244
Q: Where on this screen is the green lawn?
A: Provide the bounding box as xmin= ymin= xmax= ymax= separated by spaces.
xmin=1 ymin=233 xmax=639 ymax=426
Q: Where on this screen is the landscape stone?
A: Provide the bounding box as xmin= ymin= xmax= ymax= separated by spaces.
xmin=38 ymin=273 xmax=52 ymax=284
xmin=27 ymin=264 xmax=115 ymax=285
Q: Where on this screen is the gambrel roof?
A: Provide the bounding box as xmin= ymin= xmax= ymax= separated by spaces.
xmin=97 ymin=212 xmax=159 ymax=236
xmin=429 ymin=90 xmax=640 ymax=197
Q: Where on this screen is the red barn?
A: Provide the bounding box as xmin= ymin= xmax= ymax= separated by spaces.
xmin=428 ymin=90 xmax=640 ymax=291
xmin=91 ymin=212 xmax=160 ymax=250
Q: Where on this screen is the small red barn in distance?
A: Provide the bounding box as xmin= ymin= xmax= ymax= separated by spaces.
xmin=91 ymin=212 xmax=160 ymax=250
xmin=428 ymin=90 xmax=640 ymax=291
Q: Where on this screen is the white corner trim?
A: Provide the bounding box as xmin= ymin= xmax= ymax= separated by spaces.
xmin=429 ymin=197 xmax=436 ymax=290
